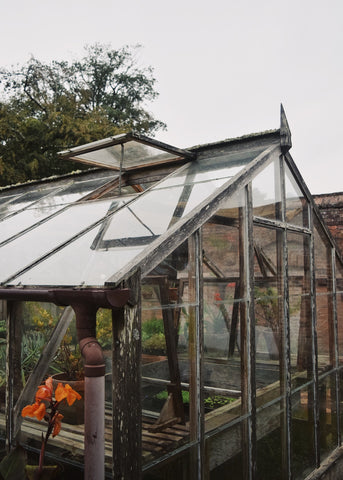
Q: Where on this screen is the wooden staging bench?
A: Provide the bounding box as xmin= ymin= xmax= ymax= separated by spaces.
xmin=0 ymin=411 xmax=190 ymax=467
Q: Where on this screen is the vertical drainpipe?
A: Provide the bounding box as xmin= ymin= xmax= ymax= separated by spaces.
xmin=72 ymin=304 xmax=106 ymax=480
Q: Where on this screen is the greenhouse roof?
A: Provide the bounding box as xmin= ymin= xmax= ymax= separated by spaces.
xmin=0 ymin=109 xmax=304 ymax=290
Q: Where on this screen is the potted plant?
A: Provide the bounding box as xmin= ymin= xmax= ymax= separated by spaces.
xmin=0 ymin=376 xmax=82 ymax=479
xmin=51 ymin=334 xmax=84 ymax=425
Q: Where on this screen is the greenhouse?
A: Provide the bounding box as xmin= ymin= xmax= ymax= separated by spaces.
xmin=0 ymin=105 xmax=343 ymax=479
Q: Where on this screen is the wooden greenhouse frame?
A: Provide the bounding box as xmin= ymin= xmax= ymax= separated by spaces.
xmin=0 ymin=106 xmax=343 ymax=479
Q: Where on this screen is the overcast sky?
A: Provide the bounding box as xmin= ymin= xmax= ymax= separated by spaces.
xmin=1 ymin=0 xmax=342 ymax=194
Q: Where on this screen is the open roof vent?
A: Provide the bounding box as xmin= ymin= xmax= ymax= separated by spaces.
xmin=58 ymin=132 xmax=196 ymax=171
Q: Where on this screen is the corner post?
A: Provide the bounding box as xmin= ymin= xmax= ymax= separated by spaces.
xmin=112 ymin=270 xmax=142 ymax=479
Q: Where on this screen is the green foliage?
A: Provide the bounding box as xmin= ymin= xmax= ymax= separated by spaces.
xmin=21 ymin=332 xmax=47 ymax=383
xmin=52 ymin=334 xmax=83 ymax=380
xmin=142 ymin=333 xmax=166 ymax=353
xmin=142 ymin=318 xmax=164 ymax=342
xmin=22 ymin=303 xmax=84 ymax=380
xmin=155 ymin=389 xmax=190 ymax=404
xmin=96 ymin=308 xmax=112 ymax=349
xmin=0 ymin=321 xmax=5 ymax=339
xmin=254 ymin=286 xmax=280 ymax=324
xmin=0 ymin=338 xmax=5 ymax=388
xmin=0 ymin=43 xmax=166 ymax=186
xmin=204 ymin=395 xmax=235 ymax=409
xmin=142 ymin=318 xmax=166 ymax=353
xmin=154 ymin=390 xmax=235 ymax=410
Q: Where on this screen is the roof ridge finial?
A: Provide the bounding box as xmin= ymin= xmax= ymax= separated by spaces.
xmin=280 ymin=103 xmax=292 ymax=153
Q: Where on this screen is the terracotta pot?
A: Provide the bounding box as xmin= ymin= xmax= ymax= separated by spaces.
xmin=52 ymin=374 xmax=84 ymax=425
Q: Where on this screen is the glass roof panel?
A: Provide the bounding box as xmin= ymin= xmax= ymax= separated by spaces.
xmin=0 ymin=185 xmax=62 ymax=219
xmin=0 ymin=198 xmax=131 ymax=284
xmin=7 ymin=145 xmax=267 ymax=287
xmin=0 ymin=193 xmax=20 ymax=207
xmin=0 ymin=173 xmax=119 ymax=243
xmin=10 ymin=225 xmax=145 ymax=287
xmin=0 ymin=172 xmax=116 ymax=219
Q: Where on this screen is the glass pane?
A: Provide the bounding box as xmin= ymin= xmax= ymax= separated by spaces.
xmin=11 ymin=224 xmax=145 ymax=287
xmin=141 ymin=237 xmax=197 ymax=467
xmin=0 ymin=301 xmax=5 ymax=436
xmin=254 ymin=227 xmax=284 ymax=399
xmin=202 ymin=192 xmax=245 ymax=440
xmin=0 ymin=174 xmax=118 ymax=244
xmin=284 ymin=162 xmax=309 ymax=227
xmin=317 ymin=294 xmax=335 ymax=373
xmin=314 ymin=216 xmax=332 ymax=294
xmin=318 ymin=374 xmax=338 ymax=462
xmin=0 ymin=185 xmax=62 ymax=218
xmin=76 ymin=139 xmax=177 ymax=170
xmin=336 ymin=257 xmax=343 ymax=364
xmin=0 ymin=199 xmax=117 ymax=283
xmin=290 ymin=294 xmax=313 ymax=388
xmin=202 ymin=191 xmax=244 ymax=279
xmin=336 ymin=260 xmax=343 ymax=438
xmin=291 ymin=385 xmax=316 ymax=479
xmin=313 ymin=217 xmax=335 ymax=373
xmin=0 ymin=193 xmax=20 ymax=219
xmin=288 ymin=233 xmax=312 ymax=388
xmin=256 ymin=400 xmax=285 ymax=480
xmin=203 ymin=287 xmax=243 ymax=418
xmin=207 ymin=421 xmax=245 ymax=479
xmin=142 ymin=445 xmax=198 ymax=480
xmin=252 ymin=156 xmax=281 ymax=220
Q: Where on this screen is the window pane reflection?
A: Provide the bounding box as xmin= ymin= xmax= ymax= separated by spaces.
xmin=208 ymin=421 xmax=245 ymax=479
xmin=256 ymin=401 xmax=284 ymax=480
xmin=0 ymin=301 xmax=5 ymax=431
xmin=291 ymin=386 xmax=316 ymax=479
xmin=252 ymin=156 xmax=281 ymax=220
xmin=254 ymin=226 xmax=283 ymax=399
xmin=141 ymin=237 xmax=197 ymax=467
xmin=284 ymin=162 xmax=308 ymax=227
xmin=288 ymin=233 xmax=312 ymax=388
xmin=319 ymin=374 xmax=338 ymax=462
xmin=202 ymin=193 xmax=244 ymax=434
xmin=314 ymin=216 xmax=332 ymax=294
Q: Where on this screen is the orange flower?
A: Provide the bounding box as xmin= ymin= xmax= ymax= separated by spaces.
xmin=214 ymin=293 xmax=222 ymax=302
xmin=35 ymin=376 xmax=53 ymax=403
xmin=55 ymin=382 xmax=81 ymax=406
xmin=22 ymin=401 xmax=46 ymax=421
xmin=52 ymin=413 xmax=64 ymax=437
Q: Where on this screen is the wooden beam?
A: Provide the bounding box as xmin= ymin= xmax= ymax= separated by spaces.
xmin=112 ymin=270 xmax=141 ymax=479
xmin=6 ymin=302 xmax=23 ymax=450
xmin=280 ymin=104 xmax=292 ymax=154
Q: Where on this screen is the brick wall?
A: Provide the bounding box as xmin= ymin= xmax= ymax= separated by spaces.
xmin=314 ymin=192 xmax=343 ymax=255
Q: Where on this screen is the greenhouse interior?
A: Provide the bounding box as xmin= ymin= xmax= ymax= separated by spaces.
xmin=0 ymin=106 xmax=343 ymax=479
